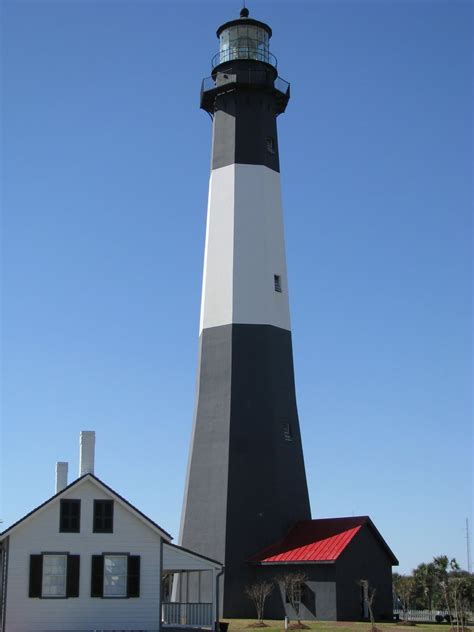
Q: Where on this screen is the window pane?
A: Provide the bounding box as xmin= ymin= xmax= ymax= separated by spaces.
xmin=105 ymin=556 xmax=126 ymax=574
xmin=104 ymin=574 xmax=127 ymax=596
xmin=43 ymin=555 xmax=66 ymax=574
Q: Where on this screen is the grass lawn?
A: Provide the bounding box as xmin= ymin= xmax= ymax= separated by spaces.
xmin=221 ymin=620 xmax=455 ymax=632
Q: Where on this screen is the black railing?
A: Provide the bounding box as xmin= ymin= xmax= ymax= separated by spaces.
xmin=201 ymin=70 xmax=290 ymax=98
xmin=212 ymin=47 xmax=277 ymax=68
xmin=200 ymin=68 xmax=290 ymax=115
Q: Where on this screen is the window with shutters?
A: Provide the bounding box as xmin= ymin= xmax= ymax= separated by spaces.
xmin=93 ymin=499 xmax=114 ymax=533
xmin=59 ymin=499 xmax=81 ymax=532
xmin=91 ymin=554 xmax=140 ymax=598
xmin=29 ymin=553 xmax=80 ymax=598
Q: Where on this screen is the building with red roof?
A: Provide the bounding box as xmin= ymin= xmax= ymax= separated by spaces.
xmin=248 ymin=517 xmax=398 ymax=621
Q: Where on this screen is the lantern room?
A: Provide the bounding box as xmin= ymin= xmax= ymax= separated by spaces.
xmin=212 ymin=8 xmax=276 ymax=68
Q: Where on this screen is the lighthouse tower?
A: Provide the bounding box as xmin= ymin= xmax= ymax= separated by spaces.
xmin=180 ymin=8 xmax=311 ymax=616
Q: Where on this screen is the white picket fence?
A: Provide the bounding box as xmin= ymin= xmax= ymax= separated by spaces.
xmin=394 ymin=609 xmax=474 ymax=623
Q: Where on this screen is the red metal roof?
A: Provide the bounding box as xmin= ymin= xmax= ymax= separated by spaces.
xmin=250 ymin=516 xmax=397 ymax=565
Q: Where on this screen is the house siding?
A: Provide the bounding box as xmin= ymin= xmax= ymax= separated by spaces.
xmin=335 ymin=525 xmax=394 ymax=621
xmin=254 ymin=564 xmax=337 ymax=622
xmin=4 ymin=480 xmax=162 ymax=632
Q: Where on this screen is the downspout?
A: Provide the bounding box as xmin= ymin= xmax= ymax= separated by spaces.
xmin=159 ymin=538 xmax=164 ymax=632
xmin=0 ymin=538 xmax=9 ymax=632
xmin=214 ymin=567 xmax=225 ymax=632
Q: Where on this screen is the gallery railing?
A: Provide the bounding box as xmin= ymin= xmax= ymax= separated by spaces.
xmin=200 ymin=69 xmax=290 ymax=116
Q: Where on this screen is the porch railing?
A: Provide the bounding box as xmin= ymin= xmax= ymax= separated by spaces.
xmin=162 ymin=601 xmax=213 ymax=626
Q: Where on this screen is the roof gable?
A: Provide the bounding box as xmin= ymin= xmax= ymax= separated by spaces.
xmin=0 ymin=474 xmax=172 ymax=542
xmin=250 ymin=516 xmax=398 ymax=565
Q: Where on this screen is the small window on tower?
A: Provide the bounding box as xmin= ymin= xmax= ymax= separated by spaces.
xmin=283 ymin=423 xmax=293 ymax=442
xmin=266 ymin=137 xmax=275 ymax=154
xmin=274 ymin=275 xmax=282 ymax=293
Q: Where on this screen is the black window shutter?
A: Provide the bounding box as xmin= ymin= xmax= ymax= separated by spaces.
xmin=29 ymin=555 xmax=43 ymax=598
xmin=91 ymin=555 xmax=104 ymax=597
xmin=127 ymin=556 xmax=140 ymax=598
xmin=66 ymin=555 xmax=80 ymax=598
xmin=104 ymin=501 xmax=113 ymax=531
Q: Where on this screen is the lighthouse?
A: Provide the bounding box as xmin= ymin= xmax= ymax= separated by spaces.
xmin=180 ymin=8 xmax=311 ymax=616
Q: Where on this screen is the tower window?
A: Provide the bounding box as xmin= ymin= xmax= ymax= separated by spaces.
xmin=283 ymin=423 xmax=293 ymax=442
xmin=266 ymin=137 xmax=275 ymax=154
xmin=274 ymin=275 xmax=282 ymax=293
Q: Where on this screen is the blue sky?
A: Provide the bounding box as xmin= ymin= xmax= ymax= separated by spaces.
xmin=1 ymin=0 xmax=472 ymax=575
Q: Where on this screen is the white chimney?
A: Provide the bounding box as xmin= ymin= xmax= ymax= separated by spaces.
xmin=55 ymin=462 xmax=68 ymax=493
xmin=79 ymin=431 xmax=96 ymax=476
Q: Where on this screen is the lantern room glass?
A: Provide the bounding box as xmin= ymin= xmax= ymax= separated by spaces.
xmin=219 ymin=25 xmax=270 ymax=64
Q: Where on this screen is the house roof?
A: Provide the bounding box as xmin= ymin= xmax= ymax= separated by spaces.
xmin=249 ymin=516 xmax=398 ymax=565
xmin=163 ymin=542 xmax=223 ymax=569
xmin=0 ymin=473 xmax=172 ymax=542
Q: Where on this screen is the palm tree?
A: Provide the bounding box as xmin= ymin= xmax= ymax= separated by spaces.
xmin=413 ymin=562 xmax=438 ymax=610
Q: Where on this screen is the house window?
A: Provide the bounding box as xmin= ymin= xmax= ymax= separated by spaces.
xmin=91 ymin=554 xmax=140 ymax=598
xmin=59 ymin=499 xmax=81 ymax=533
xmin=274 ymin=274 xmax=282 ymax=293
xmin=103 ymin=555 xmax=127 ymax=598
xmin=293 ymin=586 xmax=302 ymax=604
xmin=284 ymin=584 xmax=302 ymax=604
xmin=42 ymin=554 xmax=67 ymax=597
xmin=93 ymin=500 xmax=114 ymax=533
xmin=266 ymin=137 xmax=275 ymax=154
xmin=29 ymin=553 xmax=80 ymax=598
xmin=283 ymin=423 xmax=293 ymax=442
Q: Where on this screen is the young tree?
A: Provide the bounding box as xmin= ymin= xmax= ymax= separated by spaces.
xmin=359 ymin=580 xmax=377 ymax=632
xmin=441 ymin=573 xmax=474 ymax=632
xmin=278 ymin=572 xmax=307 ymax=623
xmin=437 ymin=557 xmax=461 ymax=624
xmin=244 ymin=581 xmax=274 ymax=624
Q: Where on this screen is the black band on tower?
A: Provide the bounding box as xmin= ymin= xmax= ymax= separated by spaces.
xmin=212 ymin=89 xmax=280 ymax=171
xmin=180 ymin=324 xmax=311 ymax=616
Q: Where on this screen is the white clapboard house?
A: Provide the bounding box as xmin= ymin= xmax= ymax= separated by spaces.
xmin=0 ymin=432 xmax=223 ymax=632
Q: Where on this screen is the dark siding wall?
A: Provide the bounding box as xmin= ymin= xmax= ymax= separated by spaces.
xmin=335 ymin=526 xmax=394 ymax=621
xmin=253 ymin=564 xmax=337 ymax=621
